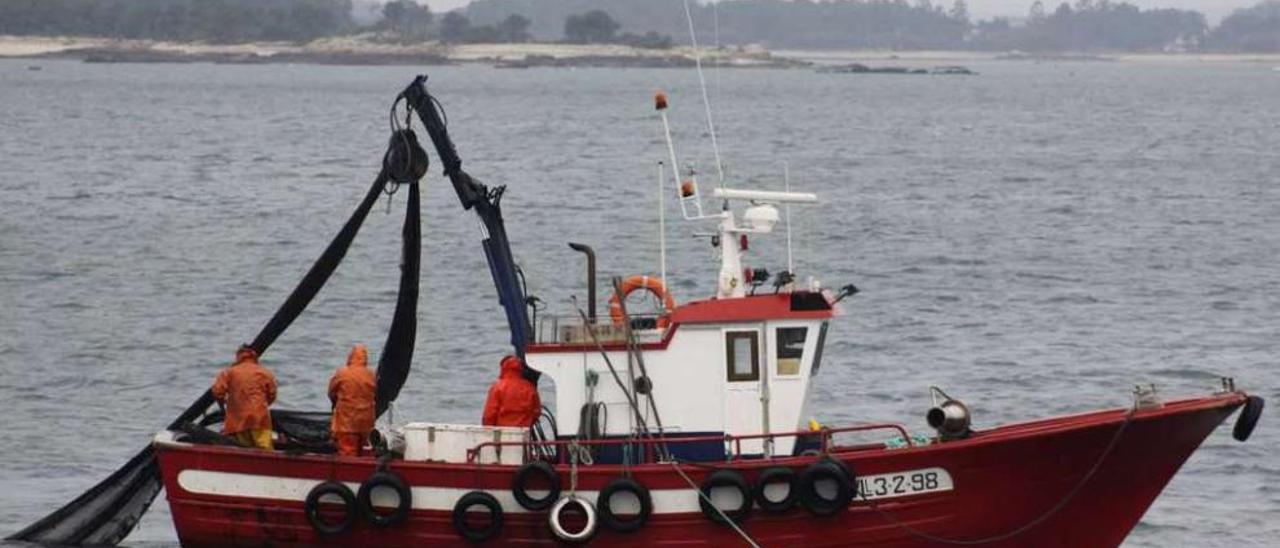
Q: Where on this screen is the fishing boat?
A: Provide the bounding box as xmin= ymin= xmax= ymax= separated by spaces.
xmin=133 ymin=75 xmax=1262 ymax=548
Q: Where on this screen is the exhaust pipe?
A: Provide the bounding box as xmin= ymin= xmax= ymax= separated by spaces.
xmin=568 ymin=243 xmax=596 ymax=323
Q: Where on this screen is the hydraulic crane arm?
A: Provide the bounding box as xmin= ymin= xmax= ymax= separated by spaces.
xmin=398 ymin=76 xmax=533 ymax=365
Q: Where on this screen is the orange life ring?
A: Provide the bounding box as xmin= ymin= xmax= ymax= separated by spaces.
xmin=608 ymin=275 xmax=676 ymax=329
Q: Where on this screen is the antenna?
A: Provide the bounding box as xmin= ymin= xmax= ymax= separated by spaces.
xmin=682 ymin=0 xmax=726 ymax=189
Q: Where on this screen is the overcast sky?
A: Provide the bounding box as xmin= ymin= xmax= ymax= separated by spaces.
xmin=419 ymin=0 xmax=1260 ymax=23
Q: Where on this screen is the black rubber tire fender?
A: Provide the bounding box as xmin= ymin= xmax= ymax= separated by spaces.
xmin=452 ymin=491 xmax=504 ymax=542
xmin=752 ymin=466 xmax=799 ymax=513
xmin=799 ymin=460 xmax=854 ymax=516
xmin=356 ymin=470 xmax=412 ymax=527
xmin=304 ymin=480 xmax=357 ymax=536
xmin=1233 ymin=395 xmax=1265 ymax=442
xmin=827 ymin=456 xmax=858 ymax=499
xmin=597 ymin=477 xmax=653 ymax=533
xmin=511 ymin=461 xmax=561 ymax=511
xmin=698 ymin=469 xmax=752 ymax=525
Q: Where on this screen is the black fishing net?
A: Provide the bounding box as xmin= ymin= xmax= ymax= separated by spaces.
xmin=375 ymin=181 xmax=421 ymax=416
xmin=7 ymin=446 xmax=161 ymax=546
xmin=178 ymin=409 xmax=336 ymax=450
xmin=10 ymin=105 xmax=428 ymax=545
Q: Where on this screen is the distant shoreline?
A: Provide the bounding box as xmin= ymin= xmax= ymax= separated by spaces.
xmin=776 ymin=48 xmax=1280 ymax=65
xmin=0 ymin=35 xmax=800 ymax=68
xmin=4 ymin=35 xmax=1279 ymax=68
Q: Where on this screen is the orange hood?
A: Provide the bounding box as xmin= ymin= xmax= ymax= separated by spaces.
xmin=499 ymin=355 xmax=523 ymax=379
xmin=347 ymin=344 xmax=368 ymax=368
xmin=235 ymin=346 xmax=258 ymax=364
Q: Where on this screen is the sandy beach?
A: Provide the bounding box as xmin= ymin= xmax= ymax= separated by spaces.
xmin=3 ymin=35 xmax=1278 ymax=67
xmin=0 ymin=34 xmax=789 ymax=67
xmin=777 ymin=47 xmax=1280 ymax=65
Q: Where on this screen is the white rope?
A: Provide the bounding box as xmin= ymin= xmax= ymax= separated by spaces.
xmin=669 ymin=461 xmax=762 ymax=548
xmin=712 ymin=1 xmax=723 ymax=107
xmin=569 ymin=440 xmax=580 ymax=493
xmin=682 ymin=0 xmax=726 ymax=188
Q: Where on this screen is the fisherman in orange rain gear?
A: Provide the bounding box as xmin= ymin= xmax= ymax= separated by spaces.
xmin=482 ymin=355 xmax=541 ymax=428
xmin=328 ymin=344 xmax=376 ymax=457
xmin=212 ymin=345 xmax=277 ymax=450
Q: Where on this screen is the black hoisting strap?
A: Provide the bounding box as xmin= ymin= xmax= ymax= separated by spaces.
xmin=375 ymin=134 xmax=423 ymax=417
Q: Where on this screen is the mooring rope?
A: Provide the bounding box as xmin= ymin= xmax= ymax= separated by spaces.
xmin=669 ymin=461 xmax=762 ymax=548
xmin=868 ymin=409 xmax=1137 ymax=545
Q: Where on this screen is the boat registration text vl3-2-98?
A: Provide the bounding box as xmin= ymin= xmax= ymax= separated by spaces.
xmin=856 ymin=467 xmax=954 ymax=501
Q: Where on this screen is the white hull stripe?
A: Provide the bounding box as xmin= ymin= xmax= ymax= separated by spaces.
xmin=177 ymin=467 xmax=953 ymax=514
xmin=178 ymin=470 xmax=697 ymax=514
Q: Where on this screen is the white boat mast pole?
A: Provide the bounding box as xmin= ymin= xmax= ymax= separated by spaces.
xmin=659 ymin=106 xmax=681 ymax=193
xmin=717 ymin=214 xmax=745 ymax=299
xmin=658 ymin=161 xmax=667 ymax=286
xmin=784 ymin=161 xmax=794 ymax=274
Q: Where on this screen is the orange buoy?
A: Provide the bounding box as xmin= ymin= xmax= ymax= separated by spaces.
xmin=680 ymin=181 xmax=696 ymax=198
xmin=608 ymin=275 xmax=676 ymax=329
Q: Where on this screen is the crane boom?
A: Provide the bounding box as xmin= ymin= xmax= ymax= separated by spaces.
xmin=399 ymin=76 xmax=533 ymax=366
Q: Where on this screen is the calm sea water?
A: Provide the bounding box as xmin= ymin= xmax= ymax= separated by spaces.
xmin=0 ymin=58 xmax=1277 ymax=546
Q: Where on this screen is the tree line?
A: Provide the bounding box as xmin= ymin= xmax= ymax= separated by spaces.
xmin=0 ymin=0 xmax=1277 ymax=52
xmin=368 ymin=2 xmax=671 ymax=47
xmin=0 ymin=0 xmax=354 ymax=43
xmin=1207 ymin=0 xmax=1280 ymax=52
xmin=0 ymin=0 xmax=662 ymax=46
xmin=369 ymin=1 xmax=533 ymax=44
xmin=971 ymin=1 xmax=1209 ymax=51
xmin=465 ymin=0 xmax=1280 ymax=53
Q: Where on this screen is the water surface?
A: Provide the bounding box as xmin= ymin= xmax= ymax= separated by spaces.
xmin=0 ymin=59 xmax=1276 ymax=546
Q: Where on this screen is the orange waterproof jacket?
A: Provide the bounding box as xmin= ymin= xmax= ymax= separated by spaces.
xmin=328 ymin=345 xmax=377 ymax=435
xmin=482 ymin=356 xmax=541 ymax=427
xmin=212 ymin=350 xmax=277 ymax=435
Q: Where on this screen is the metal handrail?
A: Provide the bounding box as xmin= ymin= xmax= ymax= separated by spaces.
xmin=465 ymin=422 xmax=914 ymax=465
xmin=533 ymin=313 xmax=669 ymax=345
xmin=823 ymin=423 xmax=915 ymax=451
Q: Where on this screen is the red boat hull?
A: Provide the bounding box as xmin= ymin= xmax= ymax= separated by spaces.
xmin=156 ymin=393 xmax=1246 ymax=547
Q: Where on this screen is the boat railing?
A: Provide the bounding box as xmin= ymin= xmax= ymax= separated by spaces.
xmin=532 ymin=313 xmax=668 ymax=346
xmin=465 ymin=422 xmax=914 ymax=465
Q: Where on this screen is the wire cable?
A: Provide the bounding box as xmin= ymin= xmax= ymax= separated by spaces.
xmin=670 ymin=461 xmax=762 ymax=548
xmin=682 ymin=0 xmax=726 ymax=189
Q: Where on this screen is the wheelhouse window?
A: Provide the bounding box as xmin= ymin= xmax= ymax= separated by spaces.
xmin=725 ymin=331 xmax=759 ymax=382
xmin=776 ymin=327 xmax=808 ymax=376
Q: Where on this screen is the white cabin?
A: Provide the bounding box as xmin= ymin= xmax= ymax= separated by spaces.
xmin=526 ymin=293 xmax=832 ymax=460
xmin=523 ymin=100 xmax=834 ymax=461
